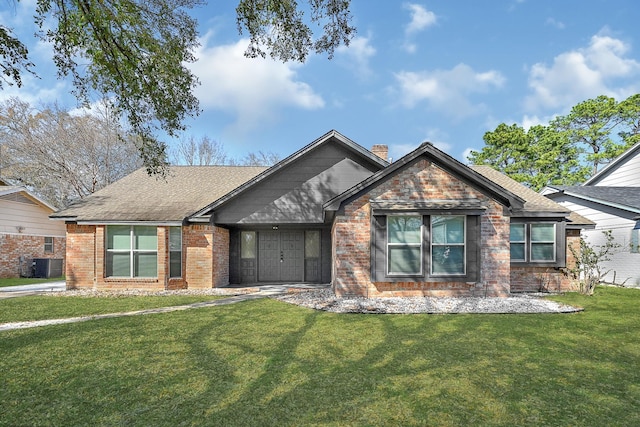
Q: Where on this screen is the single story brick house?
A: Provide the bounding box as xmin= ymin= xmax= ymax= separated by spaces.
xmin=51 ymin=130 xmax=592 ymax=297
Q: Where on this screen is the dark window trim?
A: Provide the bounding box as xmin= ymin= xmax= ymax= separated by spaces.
xmin=510 ymin=219 xmax=566 ymax=268
xmin=371 ymin=213 xmax=479 ymax=282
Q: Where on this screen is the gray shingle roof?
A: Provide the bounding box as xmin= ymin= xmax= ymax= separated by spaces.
xmin=551 ymin=185 xmax=640 ymax=212
xmin=51 ymin=166 xmax=267 ymax=222
xmin=470 ymin=166 xmax=594 ymax=227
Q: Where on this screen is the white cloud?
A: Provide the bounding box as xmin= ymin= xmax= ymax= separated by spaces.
xmin=525 ymin=32 xmax=640 ymax=112
xmin=336 ymin=35 xmax=376 ymax=78
xmin=402 ymin=4 xmax=437 ymax=53
xmin=404 ymin=3 xmax=437 ymax=35
xmin=391 ymin=63 xmax=505 ymax=119
xmin=191 ymin=36 xmax=324 ymax=135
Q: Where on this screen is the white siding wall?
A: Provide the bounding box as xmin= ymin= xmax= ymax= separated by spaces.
xmin=592 ymin=148 xmax=640 ymax=186
xmin=553 ymin=196 xmax=640 ymax=286
xmin=0 ymin=199 xmax=66 ymax=237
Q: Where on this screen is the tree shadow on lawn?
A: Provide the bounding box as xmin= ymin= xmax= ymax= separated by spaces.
xmin=1 ymin=291 xmax=639 ymax=426
xmin=184 ymin=299 xmax=640 ymax=426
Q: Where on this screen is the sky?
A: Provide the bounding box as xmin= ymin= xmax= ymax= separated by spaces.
xmin=2 ymin=0 xmax=640 ymax=163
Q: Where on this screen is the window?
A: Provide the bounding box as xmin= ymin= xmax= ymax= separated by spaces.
xmin=509 ymin=224 xmax=526 ymax=261
xmin=44 ymin=237 xmax=54 ymax=253
xmin=106 ymin=225 xmax=158 ymax=277
xmin=510 ymin=223 xmax=557 ymax=263
xmin=431 ymin=216 xmax=465 ymax=275
xmin=241 ymin=231 xmax=256 ymax=259
xmin=387 ymin=215 xmax=422 ymax=275
xmin=531 ymin=224 xmax=555 ymax=261
xmin=169 ymin=227 xmax=182 ymax=278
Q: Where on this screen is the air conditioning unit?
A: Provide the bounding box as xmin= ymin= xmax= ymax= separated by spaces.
xmin=32 ymin=258 xmax=63 ymax=278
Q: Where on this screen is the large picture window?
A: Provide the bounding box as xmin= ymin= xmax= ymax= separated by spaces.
xmin=387 ymin=215 xmax=422 ymax=275
xmin=431 ymin=216 xmax=465 ymax=275
xmin=106 ymin=225 xmax=158 ymax=277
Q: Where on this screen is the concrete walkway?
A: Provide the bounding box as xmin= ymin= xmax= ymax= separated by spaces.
xmin=0 ymin=281 xmax=66 ymax=299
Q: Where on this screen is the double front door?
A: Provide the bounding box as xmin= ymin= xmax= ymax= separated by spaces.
xmin=258 ymin=231 xmax=304 ymax=282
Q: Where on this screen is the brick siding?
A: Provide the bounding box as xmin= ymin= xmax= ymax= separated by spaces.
xmin=0 ymin=233 xmax=66 ymax=278
xmin=510 ymin=230 xmax=580 ymax=292
xmin=65 ymin=223 xmax=227 ymax=290
xmin=333 ymin=158 xmax=511 ymax=297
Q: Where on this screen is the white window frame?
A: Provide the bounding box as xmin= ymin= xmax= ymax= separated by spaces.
xmin=386 ymin=215 xmax=423 ymax=276
xmin=430 ymin=215 xmax=466 ymax=276
xmin=44 ymin=236 xmax=54 ymax=253
xmin=106 ymin=225 xmax=158 ymax=278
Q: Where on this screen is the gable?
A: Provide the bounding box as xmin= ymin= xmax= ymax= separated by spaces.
xmin=585 ymin=142 xmax=640 ymax=186
xmin=326 ymin=143 xmax=525 ymax=215
xmin=191 ymin=131 xmax=387 ymax=224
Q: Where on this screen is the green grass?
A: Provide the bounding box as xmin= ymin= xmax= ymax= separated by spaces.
xmin=1 ymin=287 xmax=639 ymax=426
xmin=0 ymin=295 xmax=226 ymax=323
xmin=0 ymin=276 xmax=64 ymax=288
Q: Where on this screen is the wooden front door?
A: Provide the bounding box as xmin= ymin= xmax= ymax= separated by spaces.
xmin=258 ymin=231 xmax=304 ymax=282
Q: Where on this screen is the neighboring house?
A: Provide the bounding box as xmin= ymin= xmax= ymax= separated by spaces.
xmin=52 ymin=130 xmax=592 ymax=296
xmin=0 ymin=183 xmax=66 ymax=278
xmin=542 ymin=142 xmax=640 ymax=286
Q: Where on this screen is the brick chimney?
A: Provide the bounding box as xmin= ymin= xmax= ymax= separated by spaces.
xmin=371 ymin=144 xmax=388 ymax=162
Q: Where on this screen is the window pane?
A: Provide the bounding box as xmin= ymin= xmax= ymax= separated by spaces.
xmin=134 ymin=252 xmax=157 ymax=277
xmin=134 ymin=226 xmax=157 ymax=250
xmin=106 ymin=252 xmax=131 ymax=277
xmin=531 ymin=224 xmax=554 ymax=242
xmin=107 ymin=225 xmax=131 ymax=250
xmin=511 ymin=243 xmax=525 ymax=260
xmin=432 ymin=246 xmax=465 ymax=274
xmin=432 ymin=216 xmax=464 ymax=244
xmin=531 ymin=243 xmax=554 ymax=261
xmin=170 ymin=252 xmax=182 ymax=277
xmin=388 ymin=216 xmax=422 ymax=243
xmin=169 ymin=227 xmax=182 ymax=251
xmin=510 ymin=224 xmax=525 ymax=242
xmin=388 ymin=246 xmax=421 ymax=274
xmin=305 ymin=230 xmax=320 ymax=258
xmin=241 ymin=231 xmax=256 ymax=259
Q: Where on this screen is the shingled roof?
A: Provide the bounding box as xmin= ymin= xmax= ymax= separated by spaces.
xmin=470 ymin=166 xmax=594 ymax=227
xmin=51 ymin=166 xmax=267 ymax=222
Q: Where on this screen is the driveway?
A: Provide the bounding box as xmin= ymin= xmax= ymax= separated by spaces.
xmin=0 ymin=281 xmax=66 ymax=299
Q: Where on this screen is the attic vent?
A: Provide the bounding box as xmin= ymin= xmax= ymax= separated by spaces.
xmin=0 ymin=193 xmax=36 ymax=205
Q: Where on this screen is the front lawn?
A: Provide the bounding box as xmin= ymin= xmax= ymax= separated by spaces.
xmin=1 ymin=287 xmax=639 ymax=426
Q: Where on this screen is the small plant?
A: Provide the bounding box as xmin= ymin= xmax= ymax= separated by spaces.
xmin=569 ymin=230 xmax=621 ymax=295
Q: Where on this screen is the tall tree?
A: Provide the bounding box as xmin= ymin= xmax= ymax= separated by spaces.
xmin=1 ymin=0 xmax=355 ymax=173
xmin=171 ymin=136 xmax=228 ymax=165
xmin=551 ymin=95 xmax=633 ymax=176
xmin=0 ymin=98 xmax=141 ymax=207
xmin=468 ymin=124 xmax=588 ymax=191
xmin=469 ymin=94 xmax=640 ymax=189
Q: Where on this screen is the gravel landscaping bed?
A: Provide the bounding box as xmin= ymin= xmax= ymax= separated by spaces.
xmin=272 ymin=289 xmax=583 ymax=314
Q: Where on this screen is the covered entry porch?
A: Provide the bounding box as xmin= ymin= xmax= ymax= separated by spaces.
xmin=228 ymin=227 xmax=332 ymax=285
